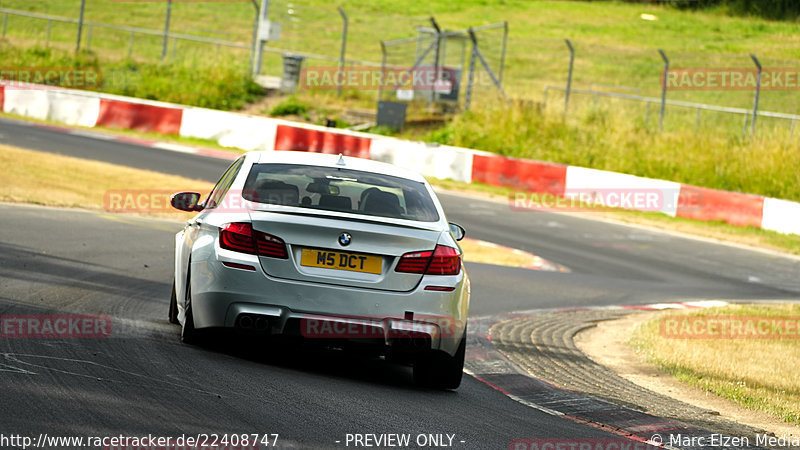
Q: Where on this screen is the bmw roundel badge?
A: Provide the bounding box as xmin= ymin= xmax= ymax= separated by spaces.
xmin=338 ymin=232 xmax=352 ymax=246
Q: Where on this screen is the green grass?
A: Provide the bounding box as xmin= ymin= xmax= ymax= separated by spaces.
xmin=0 ymin=43 xmax=262 ymax=110
xmin=4 ymin=1 xmax=800 ymax=101
xmin=269 ymin=96 xmax=310 ymax=118
xmin=631 ymin=303 xmax=800 ymax=425
xmin=4 ymin=1 xmax=799 ymax=114
xmin=424 ymin=100 xmax=800 ymax=202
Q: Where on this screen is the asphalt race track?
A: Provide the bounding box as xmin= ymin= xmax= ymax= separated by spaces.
xmin=1 ymin=117 xmax=799 ymax=448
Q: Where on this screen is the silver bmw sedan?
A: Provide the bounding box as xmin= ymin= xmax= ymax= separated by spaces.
xmin=168 ymin=151 xmax=470 ymax=389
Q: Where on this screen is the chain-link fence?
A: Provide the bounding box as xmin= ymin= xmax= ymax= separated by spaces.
xmin=376 ymin=21 xmax=506 ymax=113
xmin=530 ymin=40 xmax=800 ymax=138
xmin=1 ymin=0 xmax=799 ymax=137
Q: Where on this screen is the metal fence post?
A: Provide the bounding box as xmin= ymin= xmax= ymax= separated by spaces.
xmin=498 ymin=21 xmax=508 ymax=84
xmin=75 ymin=0 xmax=86 ymax=53
xmin=253 ymin=0 xmax=270 ymax=76
xmin=249 ymin=0 xmax=259 ymax=75
xmin=378 ymin=41 xmax=387 ymax=102
xmin=2 ymin=13 xmax=7 ymax=38
xmin=467 ymin=28 xmax=506 ymax=100
xmin=750 ymin=54 xmax=762 ymax=137
xmin=337 ymin=6 xmax=347 ymax=98
xmin=161 ymin=0 xmax=172 ymax=61
xmin=465 ymin=37 xmax=477 ymax=111
xmin=430 ymin=17 xmax=441 ymax=109
xmin=658 ymin=49 xmax=669 ymax=132
xmin=564 ymin=39 xmax=574 ymax=119
xmin=46 ymin=19 xmax=51 ymax=47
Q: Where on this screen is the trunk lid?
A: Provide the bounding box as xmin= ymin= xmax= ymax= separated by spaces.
xmin=249 ymin=210 xmax=441 ymax=292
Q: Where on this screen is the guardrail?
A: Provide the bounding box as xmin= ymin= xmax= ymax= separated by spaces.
xmin=0 ymin=7 xmax=382 ymax=69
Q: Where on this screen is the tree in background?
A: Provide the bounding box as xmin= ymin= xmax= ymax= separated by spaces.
xmin=671 ymin=0 xmax=800 ymax=21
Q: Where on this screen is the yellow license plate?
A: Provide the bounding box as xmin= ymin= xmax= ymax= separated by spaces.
xmin=300 ymin=248 xmax=382 ymax=274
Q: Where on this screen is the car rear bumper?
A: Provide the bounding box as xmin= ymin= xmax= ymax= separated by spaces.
xmin=227 ymin=304 xmax=444 ymax=353
xmin=188 ymin=258 xmax=469 ymax=356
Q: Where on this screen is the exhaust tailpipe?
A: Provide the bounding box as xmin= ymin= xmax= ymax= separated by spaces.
xmin=238 ymin=315 xmax=254 ymax=329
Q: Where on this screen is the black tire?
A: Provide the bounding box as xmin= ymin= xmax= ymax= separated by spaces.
xmin=180 ymin=271 xmax=202 ymax=345
xmin=168 ymin=281 xmax=179 ymax=324
xmin=413 ymin=328 xmax=467 ymax=390
xmin=181 ymin=304 xmax=199 ymax=344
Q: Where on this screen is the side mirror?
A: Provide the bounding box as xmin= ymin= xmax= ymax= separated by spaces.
xmin=170 ymin=192 xmax=203 ymax=212
xmin=449 ymin=222 xmax=466 ymax=241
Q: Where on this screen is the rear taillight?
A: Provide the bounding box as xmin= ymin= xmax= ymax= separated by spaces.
xmin=256 ymin=232 xmax=289 ymax=259
xmin=220 ymin=223 xmax=257 ymax=254
xmin=395 ymin=245 xmax=461 ymax=276
xmin=395 ymin=250 xmax=433 ymax=274
xmin=427 ymin=245 xmax=461 ymax=275
xmin=219 ymin=223 xmax=288 ymax=259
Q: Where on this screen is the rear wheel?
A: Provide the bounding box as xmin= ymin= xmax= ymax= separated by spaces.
xmin=180 ymin=272 xmax=202 ymax=345
xmin=181 ymin=304 xmax=199 ymax=344
xmin=168 ymin=281 xmax=179 ymax=324
xmin=413 ymin=328 xmax=466 ymax=390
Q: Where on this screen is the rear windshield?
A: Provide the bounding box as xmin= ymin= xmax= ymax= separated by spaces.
xmin=242 ymin=163 xmax=440 ymax=222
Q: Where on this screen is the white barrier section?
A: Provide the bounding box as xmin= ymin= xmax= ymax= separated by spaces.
xmin=3 ymin=88 xmax=51 ymax=120
xmin=565 ymin=166 xmax=681 ymax=216
xmin=369 ymin=138 xmax=473 ymax=183
xmin=180 ymin=108 xmax=278 ymax=151
xmin=45 ymin=91 xmax=101 ymax=127
xmin=762 ymin=197 xmax=800 ymax=235
xmin=436 ymin=144 xmax=474 ymax=183
xmin=3 ymin=87 xmax=100 ymax=127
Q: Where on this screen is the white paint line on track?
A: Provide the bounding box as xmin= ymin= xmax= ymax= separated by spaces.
xmin=68 ymin=130 xmax=118 ymax=140
xmin=683 ymin=300 xmax=730 ymax=308
xmin=152 ymin=142 xmax=200 ymax=154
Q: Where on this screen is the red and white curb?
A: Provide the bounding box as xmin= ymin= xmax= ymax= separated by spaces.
xmin=465 ymin=300 xmax=733 ymax=450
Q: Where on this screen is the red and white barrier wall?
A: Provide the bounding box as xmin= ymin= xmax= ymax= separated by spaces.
xmin=1 ymin=81 xmax=799 ymax=236
xmin=370 ymin=138 xmax=473 ymax=182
